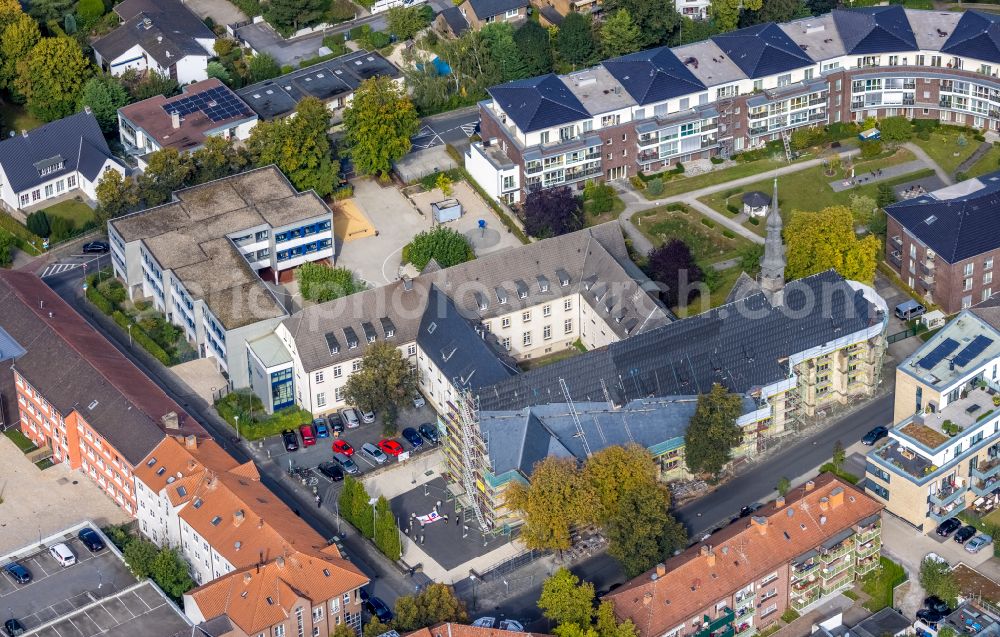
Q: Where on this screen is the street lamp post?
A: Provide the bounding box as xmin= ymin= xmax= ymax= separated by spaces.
xmin=469 ymin=573 xmax=477 ymax=612
xmin=234 ymin=415 xmax=240 ymax=441
xmin=127 ymin=323 xmax=132 ymax=348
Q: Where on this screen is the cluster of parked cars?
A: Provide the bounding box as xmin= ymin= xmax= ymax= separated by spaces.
xmin=934 ymin=518 xmax=992 ymax=552
xmin=916 ymin=595 xmax=950 ymax=625
xmin=3 ymin=528 xmax=105 ymax=636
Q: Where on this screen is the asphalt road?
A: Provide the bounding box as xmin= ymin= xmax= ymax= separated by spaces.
xmin=411 ymin=106 xmax=480 ymax=152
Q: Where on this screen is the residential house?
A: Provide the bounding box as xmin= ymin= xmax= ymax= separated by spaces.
xmin=469 ymin=7 xmax=1000 ymax=203
xmin=866 ymin=306 xmax=1000 ymax=530
xmin=108 ymin=166 xmax=335 ymax=387
xmin=606 ymin=475 xmax=884 ymax=637
xmin=118 ymin=79 xmax=258 ymax=169
xmin=93 ymin=0 xmax=216 ymax=84
xmin=0 ymin=269 xmax=205 ymax=517
xmin=435 ymin=0 xmax=528 ymax=35
xmin=236 ymin=50 xmax=400 ymax=122
xmin=0 ymin=109 xmax=125 ymax=213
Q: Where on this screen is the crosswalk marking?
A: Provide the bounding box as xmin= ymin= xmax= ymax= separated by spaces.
xmin=460 ymin=123 xmax=477 ymax=136
xmin=40 ymin=263 xmax=81 ymax=278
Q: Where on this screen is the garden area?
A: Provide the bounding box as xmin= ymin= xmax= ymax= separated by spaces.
xmin=912 ymin=126 xmax=983 ymax=176
xmin=860 ymin=556 xmax=907 ymax=611
xmin=214 ymin=390 xmax=312 ymax=440
xmin=25 ymin=198 xmax=97 ymax=244
xmin=84 ymin=270 xmax=196 ymax=366
xmin=961 ymin=142 xmax=1000 ymax=179
xmin=0 ymin=98 xmax=43 ymax=137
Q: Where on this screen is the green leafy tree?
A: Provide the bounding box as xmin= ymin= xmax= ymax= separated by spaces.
xmin=404 ymin=63 xmax=452 ymax=115
xmin=710 ymin=0 xmax=740 ymax=33
xmin=0 ymin=0 xmax=23 ymax=28
xmin=505 ymin=457 xmax=585 ymax=552
xmin=684 ymin=383 xmax=744 ymax=477
xmin=596 ymin=601 xmax=638 ymax=637
xmin=539 ymin=568 xmax=595 ymax=629
xmin=27 ymin=0 xmax=73 ymax=22
xmin=606 ymin=485 xmax=687 ymax=577
xmin=78 ymin=75 xmax=129 ymax=134
xmin=63 ymin=13 xmax=76 ymax=33
xmin=602 ymin=0 xmax=679 ymax=48
xmin=26 ymin=211 xmax=50 ymax=237
xmin=248 ymin=53 xmax=281 ymax=82
xmin=206 ymin=61 xmax=232 ymax=85
xmin=435 ymin=172 xmax=453 ymax=197
xmin=740 ymin=0 xmax=807 ymax=25
xmin=581 ymin=444 xmax=658 ymax=524
xmin=123 ymin=538 xmax=158 ymax=579
xmin=674 ymin=16 xmax=719 ymax=46
xmin=151 ymin=548 xmax=195 ymax=598
xmin=557 ymin=12 xmax=596 ymax=67
xmin=785 ymin=205 xmax=879 ymax=283
xmin=363 ymin=617 xmax=392 ymax=637
xmin=338 ymin=476 xmax=364 ymax=528
xmin=876 ymin=183 xmax=897 ymax=208
xmin=137 ymin=148 xmax=194 ymax=206
xmin=481 ymin=22 xmax=527 ymax=82
xmin=849 ymin=193 xmax=877 ymax=227
xmin=15 ymin=37 xmax=92 ymax=121
xmin=386 ymin=5 xmax=429 ymax=40
xmin=190 ymin=135 xmax=249 ymax=184
xmin=343 ymin=76 xmax=418 ymax=179
xmin=76 ymin=0 xmax=105 ymax=23
xmin=0 ymin=13 xmax=40 ymax=96
xmin=373 ymin=495 xmax=400 ymax=561
xmin=95 ymin=170 xmax=139 ymax=224
xmin=878 ymin=116 xmax=912 ymax=143
xmin=333 ymin=624 xmax=357 ymax=637
xmin=264 ymin=0 xmax=330 ymax=35
xmin=737 ymin=243 xmax=764 ymax=274
xmin=121 ymin=69 xmax=179 ymax=101
xmin=249 ymin=96 xmax=336 ymax=195
xmin=403 ymin=227 xmax=474 ymax=270
xmin=344 ymin=341 xmax=419 ymax=428
xmin=297 ymin=262 xmax=362 ymax=302
xmin=514 ymin=20 xmax=553 ymax=77
xmin=777 ymin=476 xmax=791 ymax=496
xmin=832 ymin=440 xmax=846 ymax=471
xmin=555 ymin=626 xmax=600 ymax=637
xmin=0 ymin=230 xmax=15 ymax=267
xmin=393 ymin=583 xmax=468 ymax=631
xmin=601 ymin=9 xmax=641 ymax=58
xmin=919 ymin=557 xmax=959 ymax=608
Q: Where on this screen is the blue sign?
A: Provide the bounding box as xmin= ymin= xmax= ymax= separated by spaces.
xmin=478 ymin=219 xmax=486 ymax=229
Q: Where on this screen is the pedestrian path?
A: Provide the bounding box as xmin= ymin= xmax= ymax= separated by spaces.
xmin=40 ymin=263 xmax=81 ymax=278
xmin=956 ymin=141 xmax=993 ymax=176
xmin=828 ymin=159 xmax=927 ymax=192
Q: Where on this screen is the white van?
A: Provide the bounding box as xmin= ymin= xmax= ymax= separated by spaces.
xmin=49 ymin=543 xmax=76 ymax=567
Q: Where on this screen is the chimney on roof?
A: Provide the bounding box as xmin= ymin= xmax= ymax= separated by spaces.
xmin=276 ymin=556 xmax=285 ymax=569
xmin=83 ymin=106 xmax=91 ymax=115
xmin=775 ymin=496 xmax=785 ymax=508
xmin=162 ymin=412 xmax=179 ymax=430
xmin=829 ymin=487 xmax=844 ymax=509
xmin=642 ymin=592 xmax=653 ymax=606
xmin=258 ymin=518 xmax=264 ymax=528
xmin=819 ymin=497 xmax=829 ymax=512
xmin=805 ymin=480 xmax=815 ymax=492
xmin=21 ymin=130 xmax=27 ymax=138
xmin=185 ymin=434 xmax=198 ymax=450
xmin=702 ymin=547 xmax=716 ymax=568
xmin=656 ymin=563 xmax=666 ymax=578
xmin=243 ymin=573 xmax=252 ymax=584
xmin=170 ymin=110 xmax=180 ymax=129
xmin=751 ymin=515 xmax=768 ymax=535
xmin=233 ymin=509 xmax=245 ymax=526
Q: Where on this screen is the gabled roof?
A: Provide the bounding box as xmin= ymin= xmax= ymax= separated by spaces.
xmin=833 ymin=6 xmax=917 ymax=54
xmin=711 ymin=23 xmax=814 ymax=79
xmin=884 ymin=170 xmax=1000 ymax=263
xmin=94 ymin=0 xmax=214 ymax=68
xmin=488 ymin=74 xmax=590 ymax=133
xmin=603 ymin=47 xmax=707 ymax=105
xmin=0 ymin=110 xmax=120 ymax=194
xmin=942 ymin=10 xmax=1000 ymax=64
xmin=439 ymin=5 xmax=469 ymax=35
xmin=467 ymin=0 xmax=526 ymax=19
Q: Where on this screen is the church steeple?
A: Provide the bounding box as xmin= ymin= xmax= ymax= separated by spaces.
xmin=760 ymin=177 xmax=786 ymax=302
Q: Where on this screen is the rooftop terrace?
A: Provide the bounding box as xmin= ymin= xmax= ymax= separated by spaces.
xmin=900 ymin=312 xmax=1000 ymax=389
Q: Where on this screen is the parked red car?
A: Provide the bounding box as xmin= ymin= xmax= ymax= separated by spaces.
xmin=332 ymin=439 xmax=354 ymax=456
xmin=378 ymin=439 xmax=403 ymax=457
xmin=299 ymin=424 xmax=316 ymax=447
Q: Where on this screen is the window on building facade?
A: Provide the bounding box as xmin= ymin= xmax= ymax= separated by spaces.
xmin=564 ymin=298 xmax=572 ymax=311
xmin=523 ymin=331 xmax=532 ymax=346
xmin=965 ymin=263 xmax=975 ymax=276
xmin=501 ymin=337 xmax=510 ymax=350
xmin=352 ymin=360 xmax=361 ymax=372
xmin=564 ymin=319 xmax=573 ymax=334
xmin=501 ymin=317 xmax=511 ymax=328
xmin=315 ymin=371 xmax=324 ymax=383
xmin=543 ymin=325 xmax=551 ymax=340
xmin=333 ymin=366 xmax=342 ymax=378
xmin=317 ymin=393 xmax=326 ymax=408
xmin=543 ymin=305 xmax=551 ymax=317
xmin=985 ymin=257 xmax=994 ymax=271
xmin=334 ymin=387 xmax=344 ymax=401
xmin=522 ymin=311 xmax=531 ymax=322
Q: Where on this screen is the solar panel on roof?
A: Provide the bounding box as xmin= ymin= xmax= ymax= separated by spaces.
xmin=161 ymin=85 xmax=252 ymax=123
xmin=953 ymin=335 xmax=994 ymax=367
xmin=917 ymin=337 xmax=960 ymax=369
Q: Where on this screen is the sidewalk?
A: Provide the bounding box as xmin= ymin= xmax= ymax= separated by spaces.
xmin=828 ymin=160 xmax=927 ymax=192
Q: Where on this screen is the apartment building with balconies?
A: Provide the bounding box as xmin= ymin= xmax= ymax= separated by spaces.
xmin=866 ymin=308 xmax=1000 ymax=529
xmin=469 ymin=6 xmax=1000 ymax=204
xmin=607 ymin=476 xmax=884 ymax=637
xmin=108 ymin=166 xmax=336 ymax=388
xmin=885 ymin=175 xmax=1000 ymax=314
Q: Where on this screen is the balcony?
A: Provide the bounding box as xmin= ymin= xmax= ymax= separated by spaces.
xmin=638 ymin=149 xmax=659 ymax=163
xmin=735 ymin=591 xmax=756 ymax=608
xmin=971 ymin=475 xmax=999 ymax=496
xmin=855 ymin=524 xmax=880 ymax=544
xmin=921 ymin=273 xmax=935 ymax=286
xmin=971 ymin=458 xmax=1000 ymax=482
xmin=822 ymin=557 xmax=854 ymax=579
xmin=694 ymin=608 xmax=735 ymax=637
xmin=809 ymin=96 xmax=827 ymax=106
xmin=874 ymin=443 xmax=934 ymax=479
xmin=928 ymin=499 xmax=967 ymax=523
xmin=928 ymin=483 xmax=968 ymax=507
xmin=856 ymin=540 xmax=881 ymax=558
xmin=924 ymin=258 xmax=936 ymax=269
xmin=821 ymin=541 xmax=854 ymax=562
xmin=791 ymin=591 xmax=821 ymax=611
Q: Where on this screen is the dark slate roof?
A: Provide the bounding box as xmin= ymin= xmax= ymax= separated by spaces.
xmin=603 ymin=47 xmax=707 ymax=106
xmin=852 ymin=609 xmax=913 ymax=637
xmin=537 ymin=4 xmax=563 ymax=26
xmin=94 ymin=0 xmax=214 ymax=68
xmin=832 ymin=6 xmax=917 ymax=55
xmin=942 ymin=10 xmax=1000 ymax=65
xmin=488 ymin=74 xmax=590 ymax=133
xmin=476 ymin=270 xmax=882 ymax=410
xmin=415 ymin=285 xmax=516 ymax=390
xmin=0 ymin=271 xmax=206 ymax=465
xmin=884 ymin=171 xmax=1000 ymax=263
xmin=439 ymin=5 xmax=469 ymax=35
xmin=0 ymin=110 xmax=119 ymax=194
xmin=742 ymin=191 xmax=771 ymax=207
xmin=711 ymin=23 xmax=814 ymax=79
xmin=467 ymin=0 xmax=526 ymax=19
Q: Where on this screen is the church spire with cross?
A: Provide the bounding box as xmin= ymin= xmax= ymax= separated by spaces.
xmin=759 ymin=176 xmax=786 ymax=302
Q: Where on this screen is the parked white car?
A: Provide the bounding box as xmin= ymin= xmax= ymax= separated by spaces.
xmin=49 ymin=543 xmax=76 ymax=567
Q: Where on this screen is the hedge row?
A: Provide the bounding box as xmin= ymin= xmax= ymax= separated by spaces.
xmin=86 ymin=284 xmax=115 ymax=315
xmin=110 ymin=310 xmax=171 ymax=365
xmin=0 ymin=212 xmax=43 ymax=255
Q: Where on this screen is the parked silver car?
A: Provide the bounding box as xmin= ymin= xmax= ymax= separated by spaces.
xmin=340 ymin=408 xmax=361 ymax=429
xmin=361 ymin=442 xmax=387 ymax=464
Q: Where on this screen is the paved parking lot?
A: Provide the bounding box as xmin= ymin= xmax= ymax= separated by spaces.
xmin=1 ymin=535 xmax=135 ymax=631
xmin=28 ymin=581 xmax=191 ymax=637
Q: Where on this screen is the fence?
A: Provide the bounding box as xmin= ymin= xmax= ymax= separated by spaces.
xmin=478 ymin=548 xmax=546 ymax=583
xmin=887 ymin=327 xmax=919 ymax=344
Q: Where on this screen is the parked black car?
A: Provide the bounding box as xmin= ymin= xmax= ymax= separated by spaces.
xmin=317 ymin=462 xmax=344 ymax=481
xmin=739 ymin=503 xmax=763 ymax=518
xmin=401 ymin=427 xmax=423 ymax=449
xmin=862 ymin=426 xmax=889 ymax=445
xmin=924 ymin=596 xmax=949 ymax=614
xmin=3 ymin=563 xmax=31 ymax=585
xmin=81 ymin=241 xmax=109 ymax=254
xmin=328 ymin=413 xmax=344 ymax=434
xmin=916 ymin=609 xmax=944 ymax=624
xmin=3 ymin=618 xmax=24 ymax=637
xmin=77 ymin=527 xmax=105 ymax=552
xmin=281 ymin=429 xmax=299 ymax=452
xmin=418 ymin=423 xmax=439 ymax=444
xmin=954 ymin=524 xmax=977 ymax=544
xmin=936 ymin=518 xmax=962 ymax=537
xmin=365 ymin=596 xmax=393 ymax=623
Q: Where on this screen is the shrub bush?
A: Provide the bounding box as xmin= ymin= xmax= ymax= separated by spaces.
xmin=629 ymin=175 xmax=646 ymax=190
xmin=722 ymin=229 xmax=736 ymax=239
xmin=86 ymin=285 xmax=114 ymax=315
xmin=645 ymin=178 xmax=664 ymax=197
xmin=672 ymin=162 xmax=685 ymax=174
xmin=749 ymin=217 xmax=760 ymax=226
xmin=700 ymin=218 xmax=715 ymax=228
xmin=726 ymin=203 xmax=739 ymax=214
xmin=710 ymin=156 xmax=724 ymax=164
xmin=859 ymin=139 xmax=883 ymax=159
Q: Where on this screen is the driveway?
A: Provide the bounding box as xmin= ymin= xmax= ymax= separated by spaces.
xmin=337 ymin=178 xmax=433 ymax=286
xmin=182 ymin=0 xmax=247 ymax=25
xmin=409 ymin=181 xmax=523 ymax=258
xmin=236 ymin=23 xmax=331 ymax=67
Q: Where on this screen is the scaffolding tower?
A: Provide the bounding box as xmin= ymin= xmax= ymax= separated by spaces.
xmin=455 ymin=389 xmax=489 ymax=531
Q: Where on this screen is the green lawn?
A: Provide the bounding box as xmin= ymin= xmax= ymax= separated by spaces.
xmin=649 ymin=158 xmax=790 ymax=199
xmin=584 ymin=195 xmax=626 ymax=226
xmin=963 ymin=143 xmax=1000 ymax=178
xmin=215 ymin=390 xmax=313 ymax=440
xmin=4 ymin=427 xmax=37 ymax=453
xmin=912 ymin=129 xmax=981 ymax=175
xmin=520 ymin=347 xmax=585 ymax=371
xmin=0 ymin=99 xmax=43 ymax=136
xmin=673 ymin=266 xmax=744 ymax=317
xmin=42 ymin=198 xmax=95 ymax=230
xmin=861 ymin=556 xmax=907 ymax=611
